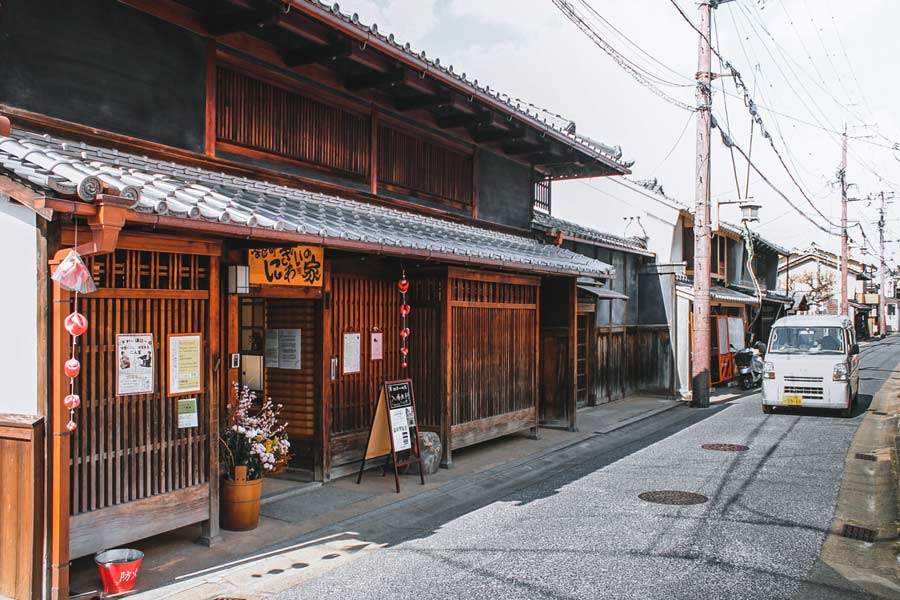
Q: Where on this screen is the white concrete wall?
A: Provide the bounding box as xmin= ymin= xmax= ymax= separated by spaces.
xmin=675 ymin=294 xmax=691 ymax=399
xmin=0 ymin=199 xmax=39 ymax=415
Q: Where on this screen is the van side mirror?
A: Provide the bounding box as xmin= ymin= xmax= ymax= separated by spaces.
xmin=850 ymin=343 xmax=859 ymax=355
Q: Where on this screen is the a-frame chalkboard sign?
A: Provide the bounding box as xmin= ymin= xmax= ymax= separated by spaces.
xmin=356 ymin=378 xmax=425 ymax=492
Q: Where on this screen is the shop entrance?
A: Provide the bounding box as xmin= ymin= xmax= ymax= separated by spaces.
xmin=232 ymin=295 xmax=322 ymax=478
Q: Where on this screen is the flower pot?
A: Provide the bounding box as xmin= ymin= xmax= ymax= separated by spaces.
xmin=220 ymin=466 xmax=262 ymax=531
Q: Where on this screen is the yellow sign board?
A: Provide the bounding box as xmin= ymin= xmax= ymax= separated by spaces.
xmin=248 ymin=246 xmax=324 ymax=287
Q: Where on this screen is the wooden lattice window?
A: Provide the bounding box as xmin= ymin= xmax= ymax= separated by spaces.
xmin=533 ymin=175 xmax=551 ymax=214
xmin=216 ymin=67 xmax=371 ymax=178
xmin=378 ymin=125 xmax=473 ymax=209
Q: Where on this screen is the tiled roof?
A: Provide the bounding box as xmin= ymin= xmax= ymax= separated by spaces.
xmin=532 ymin=212 xmax=653 ymax=256
xmin=675 ymin=276 xmax=760 ymax=305
xmin=295 ymin=0 xmax=629 ymax=171
xmin=717 ymin=219 xmax=789 ymax=256
xmin=0 ymin=128 xmax=613 ymax=277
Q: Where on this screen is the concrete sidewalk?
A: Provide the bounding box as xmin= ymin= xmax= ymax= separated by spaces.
xmin=69 ymin=394 xmax=683 ymax=599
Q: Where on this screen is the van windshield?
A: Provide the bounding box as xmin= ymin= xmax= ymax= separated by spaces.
xmin=769 ymin=326 xmax=845 ymax=355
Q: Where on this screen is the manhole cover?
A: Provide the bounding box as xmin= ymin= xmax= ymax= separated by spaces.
xmin=701 ymin=443 xmax=749 ymax=452
xmin=638 ymin=490 xmax=708 ymax=505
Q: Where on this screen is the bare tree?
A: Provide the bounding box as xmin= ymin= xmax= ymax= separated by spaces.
xmin=787 ymin=271 xmax=836 ymax=308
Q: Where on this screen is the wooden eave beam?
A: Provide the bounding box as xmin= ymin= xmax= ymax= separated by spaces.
xmin=343 ymin=68 xmax=406 ymax=91
xmin=435 ymin=111 xmax=484 ymax=129
xmin=393 ymin=92 xmax=451 ymax=111
xmin=281 ymin=38 xmax=353 ymax=66
xmin=469 ymin=125 xmax=524 ymax=144
xmin=207 ymin=1 xmax=286 ymax=36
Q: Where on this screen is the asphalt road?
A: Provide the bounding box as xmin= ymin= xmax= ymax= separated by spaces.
xmin=275 ymin=337 xmax=900 ymax=600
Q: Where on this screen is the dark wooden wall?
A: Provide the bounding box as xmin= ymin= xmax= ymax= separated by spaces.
xmin=0 ymin=0 xmax=207 ymax=151
xmin=0 ymin=415 xmax=43 ymax=600
xmin=60 ymin=236 xmax=220 ymax=560
xmin=476 ymin=149 xmax=534 ymax=230
xmin=593 ymin=325 xmax=674 ymax=398
xmin=447 ymin=270 xmax=539 ymax=452
xmin=326 ymin=264 xmax=442 ymax=474
xmin=265 ymin=298 xmax=319 ymax=471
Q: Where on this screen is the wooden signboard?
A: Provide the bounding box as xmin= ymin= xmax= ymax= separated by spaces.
xmin=356 ymin=378 xmax=425 ymax=492
xmin=248 ymin=246 xmax=324 ymax=287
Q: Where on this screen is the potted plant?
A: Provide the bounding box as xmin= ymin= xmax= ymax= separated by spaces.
xmin=219 ymin=383 xmax=291 ymax=531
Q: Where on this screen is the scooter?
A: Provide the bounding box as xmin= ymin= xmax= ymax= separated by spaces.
xmin=734 ymin=344 xmax=764 ymax=390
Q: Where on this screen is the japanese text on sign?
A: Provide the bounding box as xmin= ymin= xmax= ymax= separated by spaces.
xmin=248 ymin=246 xmax=324 ymax=287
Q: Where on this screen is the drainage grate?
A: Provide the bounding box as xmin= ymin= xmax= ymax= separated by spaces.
xmin=702 ymin=443 xmax=749 ymax=452
xmin=841 ymin=524 xmax=877 ymax=542
xmin=638 ymin=490 xmax=708 ymax=505
xmin=871 ymin=411 xmax=888 ymax=416
xmin=854 ymin=452 xmax=877 ymax=461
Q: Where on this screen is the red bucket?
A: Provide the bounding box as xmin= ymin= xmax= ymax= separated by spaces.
xmin=95 ymin=548 xmax=144 ymax=594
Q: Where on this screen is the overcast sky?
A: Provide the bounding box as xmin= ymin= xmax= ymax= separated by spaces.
xmin=345 ymin=0 xmax=899 ymax=265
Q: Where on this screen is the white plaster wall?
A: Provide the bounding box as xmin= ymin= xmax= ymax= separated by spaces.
xmin=675 ymin=294 xmax=691 ymax=399
xmin=0 ymin=199 xmax=39 ymax=415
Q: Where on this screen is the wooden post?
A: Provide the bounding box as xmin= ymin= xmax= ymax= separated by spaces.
xmin=567 ymin=277 xmax=577 ymax=431
xmin=199 ymin=255 xmax=221 ymax=545
xmin=320 ymin=258 xmax=333 ymax=481
xmin=369 ymin=111 xmax=379 ymax=195
xmin=49 ymin=279 xmax=71 ymax=600
xmin=204 ymin=39 xmax=217 ymax=157
xmin=440 ymin=271 xmax=453 ymax=468
xmin=531 ymin=280 xmax=541 ymax=438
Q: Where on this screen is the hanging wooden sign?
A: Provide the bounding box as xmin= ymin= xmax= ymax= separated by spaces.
xmin=356 ymin=378 xmax=425 ymax=493
xmin=248 ymin=246 xmax=324 ymax=287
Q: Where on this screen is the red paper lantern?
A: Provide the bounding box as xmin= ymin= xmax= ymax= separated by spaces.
xmin=400 ymin=327 xmax=410 ymax=338
xmin=400 ymin=304 xmax=411 ymax=317
xmin=64 ymin=394 xmax=81 ymax=410
xmin=397 ymin=278 xmax=410 ymax=293
xmin=64 ymin=311 xmax=88 ymax=337
xmin=65 ymin=419 xmax=78 ymax=432
xmin=64 ymin=358 xmax=81 ymax=378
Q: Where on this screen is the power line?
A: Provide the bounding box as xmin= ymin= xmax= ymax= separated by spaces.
xmin=552 ymin=0 xmax=696 ymax=111
xmin=711 ymin=110 xmax=839 ymax=235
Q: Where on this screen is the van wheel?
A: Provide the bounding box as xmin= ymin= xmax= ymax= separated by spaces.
xmin=762 ymin=404 xmax=774 ymax=414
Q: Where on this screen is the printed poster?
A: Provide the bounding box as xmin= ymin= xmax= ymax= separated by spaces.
xmin=343 ymin=332 xmax=361 ymax=374
xmin=116 ymin=334 xmax=154 ymax=396
xmin=168 ymin=333 xmax=202 ymax=395
xmin=388 ymin=406 xmax=412 ymax=451
xmin=177 ymin=397 xmax=198 ymax=429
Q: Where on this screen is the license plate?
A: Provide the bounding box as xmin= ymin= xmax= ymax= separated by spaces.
xmin=782 ymin=394 xmax=803 ymax=406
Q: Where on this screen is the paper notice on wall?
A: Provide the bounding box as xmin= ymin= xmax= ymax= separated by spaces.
xmin=278 ymin=329 xmax=302 ymax=370
xmin=389 ymin=406 xmax=412 ymax=451
xmin=168 ymin=334 xmax=202 ymax=395
xmin=370 ymin=331 xmax=383 ymax=361
xmin=116 ymin=334 xmax=154 ymax=396
xmin=343 ymin=332 xmax=361 ymax=374
xmin=177 ymin=397 xmax=198 ymax=428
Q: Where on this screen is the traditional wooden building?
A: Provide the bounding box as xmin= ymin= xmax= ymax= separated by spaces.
xmin=532 ymin=212 xmax=675 ymax=418
xmin=0 ymin=1 xmax=631 ymax=598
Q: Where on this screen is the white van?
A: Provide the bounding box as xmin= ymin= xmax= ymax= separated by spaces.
xmin=761 ymin=314 xmax=860 ymax=417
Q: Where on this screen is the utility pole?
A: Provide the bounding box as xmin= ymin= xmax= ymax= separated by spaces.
xmin=877 ymin=192 xmax=893 ymax=336
xmin=691 ymin=0 xmax=713 ymax=408
xmin=840 ymin=126 xmax=849 ymax=316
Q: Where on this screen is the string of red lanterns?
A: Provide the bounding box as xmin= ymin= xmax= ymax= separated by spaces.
xmin=52 ymin=225 xmax=96 ymax=434
xmin=398 ymin=270 xmax=410 ymax=369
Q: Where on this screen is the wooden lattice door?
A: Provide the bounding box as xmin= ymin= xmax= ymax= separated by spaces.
xmin=61 ymin=241 xmax=220 ymax=558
